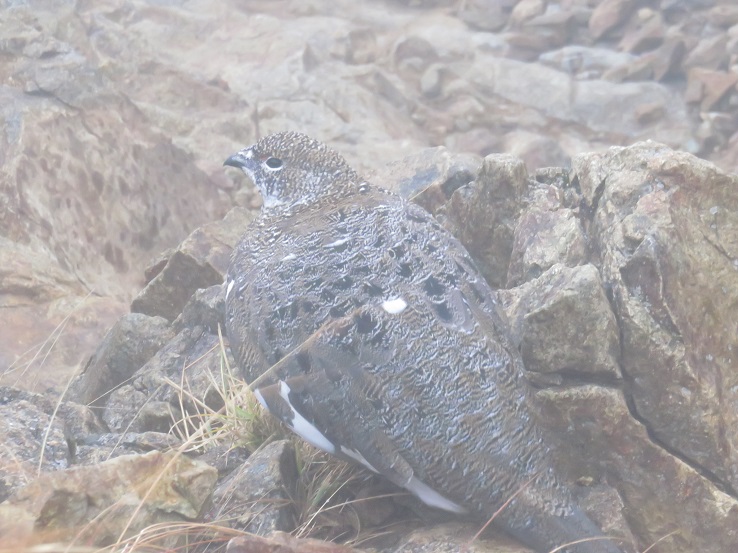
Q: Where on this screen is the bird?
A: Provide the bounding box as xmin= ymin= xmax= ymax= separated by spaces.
xmin=222 ymin=131 xmax=626 ymax=553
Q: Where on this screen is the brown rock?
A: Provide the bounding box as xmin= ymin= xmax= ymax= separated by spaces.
xmin=574 ymin=141 xmax=738 ymax=497
xmin=226 ymin=532 xmax=359 ymax=553
xmin=0 ymin=450 xmax=217 ymax=548
xmin=506 ymin=178 xmax=587 ymax=286
xmin=538 ymin=386 xmax=738 ymax=553
xmin=588 ymin=0 xmax=639 ymax=40
xmin=683 ymin=34 xmax=729 ymax=72
xmin=510 ymin=0 xmax=546 ymax=26
xmin=602 ymin=56 xmax=654 ymax=83
xmin=649 ymin=35 xmax=687 ymax=81
xmin=686 ymin=68 xmax=738 ymax=111
xmin=618 ymin=9 xmax=665 ymax=54
xmin=502 ymin=264 xmax=621 ymax=381
xmin=503 ymin=131 xmax=570 ymax=173
xmin=392 ymin=522 xmax=529 ymax=553
xmin=131 ymin=207 xmax=253 ymax=321
xmin=0 ymin=295 xmax=126 ymax=393
xmin=371 ymin=146 xmax=482 ymax=213
xmin=435 ymin=153 xmax=529 ymax=288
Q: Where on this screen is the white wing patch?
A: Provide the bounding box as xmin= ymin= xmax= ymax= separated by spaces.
xmin=405 ymin=476 xmax=467 ymax=514
xmin=252 ymin=388 xmax=269 ymax=411
xmin=278 ymin=381 xmax=337 ymax=454
xmin=382 ymin=297 xmax=408 ymax=314
xmin=280 ymin=253 xmax=297 ymax=262
xmin=340 ymin=446 xmax=379 ymax=473
xmin=225 ymin=279 xmax=235 ymax=300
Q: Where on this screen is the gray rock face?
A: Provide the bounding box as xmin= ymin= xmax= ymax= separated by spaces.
xmin=210 ymin=440 xmax=297 ymax=535
xmin=0 ymin=387 xmax=105 ymax=501
xmin=70 ymin=313 xmax=174 ymax=409
xmin=102 ymin=326 xmax=229 ymax=433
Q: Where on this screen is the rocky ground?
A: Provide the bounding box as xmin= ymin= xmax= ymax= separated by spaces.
xmin=1 ymin=0 xmax=738 ymax=552
xmin=2 ymin=141 xmax=738 ymax=553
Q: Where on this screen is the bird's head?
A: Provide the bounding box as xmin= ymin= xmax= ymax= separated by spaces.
xmin=224 ymin=131 xmax=361 ymax=211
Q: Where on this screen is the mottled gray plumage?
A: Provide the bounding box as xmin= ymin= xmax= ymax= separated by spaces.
xmin=223 ymin=132 xmax=624 ymax=553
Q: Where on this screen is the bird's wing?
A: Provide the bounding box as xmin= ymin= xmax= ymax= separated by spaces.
xmin=249 ymin=300 xmax=468 ymax=514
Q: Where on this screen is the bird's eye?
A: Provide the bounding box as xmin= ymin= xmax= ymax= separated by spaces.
xmin=264 ymin=157 xmax=283 ymax=170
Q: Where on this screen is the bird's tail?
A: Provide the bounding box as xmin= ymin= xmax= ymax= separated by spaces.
xmin=497 ymin=494 xmax=627 ymax=553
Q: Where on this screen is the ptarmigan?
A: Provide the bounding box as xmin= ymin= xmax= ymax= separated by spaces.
xmin=223 ymin=131 xmax=625 ymax=553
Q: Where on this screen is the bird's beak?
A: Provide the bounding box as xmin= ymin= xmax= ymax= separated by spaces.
xmin=223 ymin=151 xmax=249 ymax=169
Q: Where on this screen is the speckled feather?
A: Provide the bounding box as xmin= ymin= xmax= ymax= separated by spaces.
xmin=224 ymin=132 xmax=625 ymax=553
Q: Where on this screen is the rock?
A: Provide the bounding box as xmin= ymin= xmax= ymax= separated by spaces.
xmin=537 ymin=386 xmax=738 ymax=553
xmin=457 ymin=0 xmax=516 ymax=32
xmin=210 ymin=440 xmax=297 ymax=535
xmin=682 ymin=34 xmax=729 ymax=72
xmin=419 ymin=63 xmax=445 ymax=98
xmin=392 ymin=522 xmax=529 ymax=553
xmin=196 ymin=443 xmax=250 ymax=477
xmin=73 ymin=431 xmax=183 ymax=465
xmin=503 ymin=130 xmax=571 ymax=171
xmin=392 ymin=35 xmax=439 ymax=76
xmin=371 ymin=146 xmax=482 ymax=212
xmin=516 ymin=10 xmax=579 ymax=54
xmin=344 ymin=28 xmax=378 ymax=65
xmin=0 ymin=387 xmax=105 ymax=500
xmin=102 ymin=327 xmax=229 ymax=433
xmin=501 ymin=264 xmax=621 ymax=381
xmin=3 ymin=1 xmax=738 ymax=550
xmin=686 ymin=68 xmax=738 ymax=111
xmin=618 ymin=9 xmax=665 ymax=54
xmin=0 ymin=295 xmax=126 ymax=393
xmin=465 ymin=55 xmax=690 ymax=145
xmin=506 ymin=175 xmax=587 ymax=286
xmin=538 ymin=46 xmax=638 ymax=79
xmin=131 ymin=207 xmax=253 ymax=322
xmin=70 ymin=312 xmax=174 ymax=409
xmin=589 ymin=0 xmax=639 ymax=40
xmin=649 ymin=35 xmax=687 ymax=81
xmin=173 ymin=284 xmax=227 ymax=335
xmin=574 ymin=141 xmax=738 ymax=503
xmin=3 ymin=0 xmax=737 ymax=398
xmin=226 ymin=532 xmax=359 ymax=553
xmin=707 ymin=4 xmax=738 ymax=28
xmin=0 ymin=450 xmax=217 ymax=548
xmin=510 ymin=0 xmax=546 ymax=27
xmin=434 ymin=153 xmax=528 ymax=289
